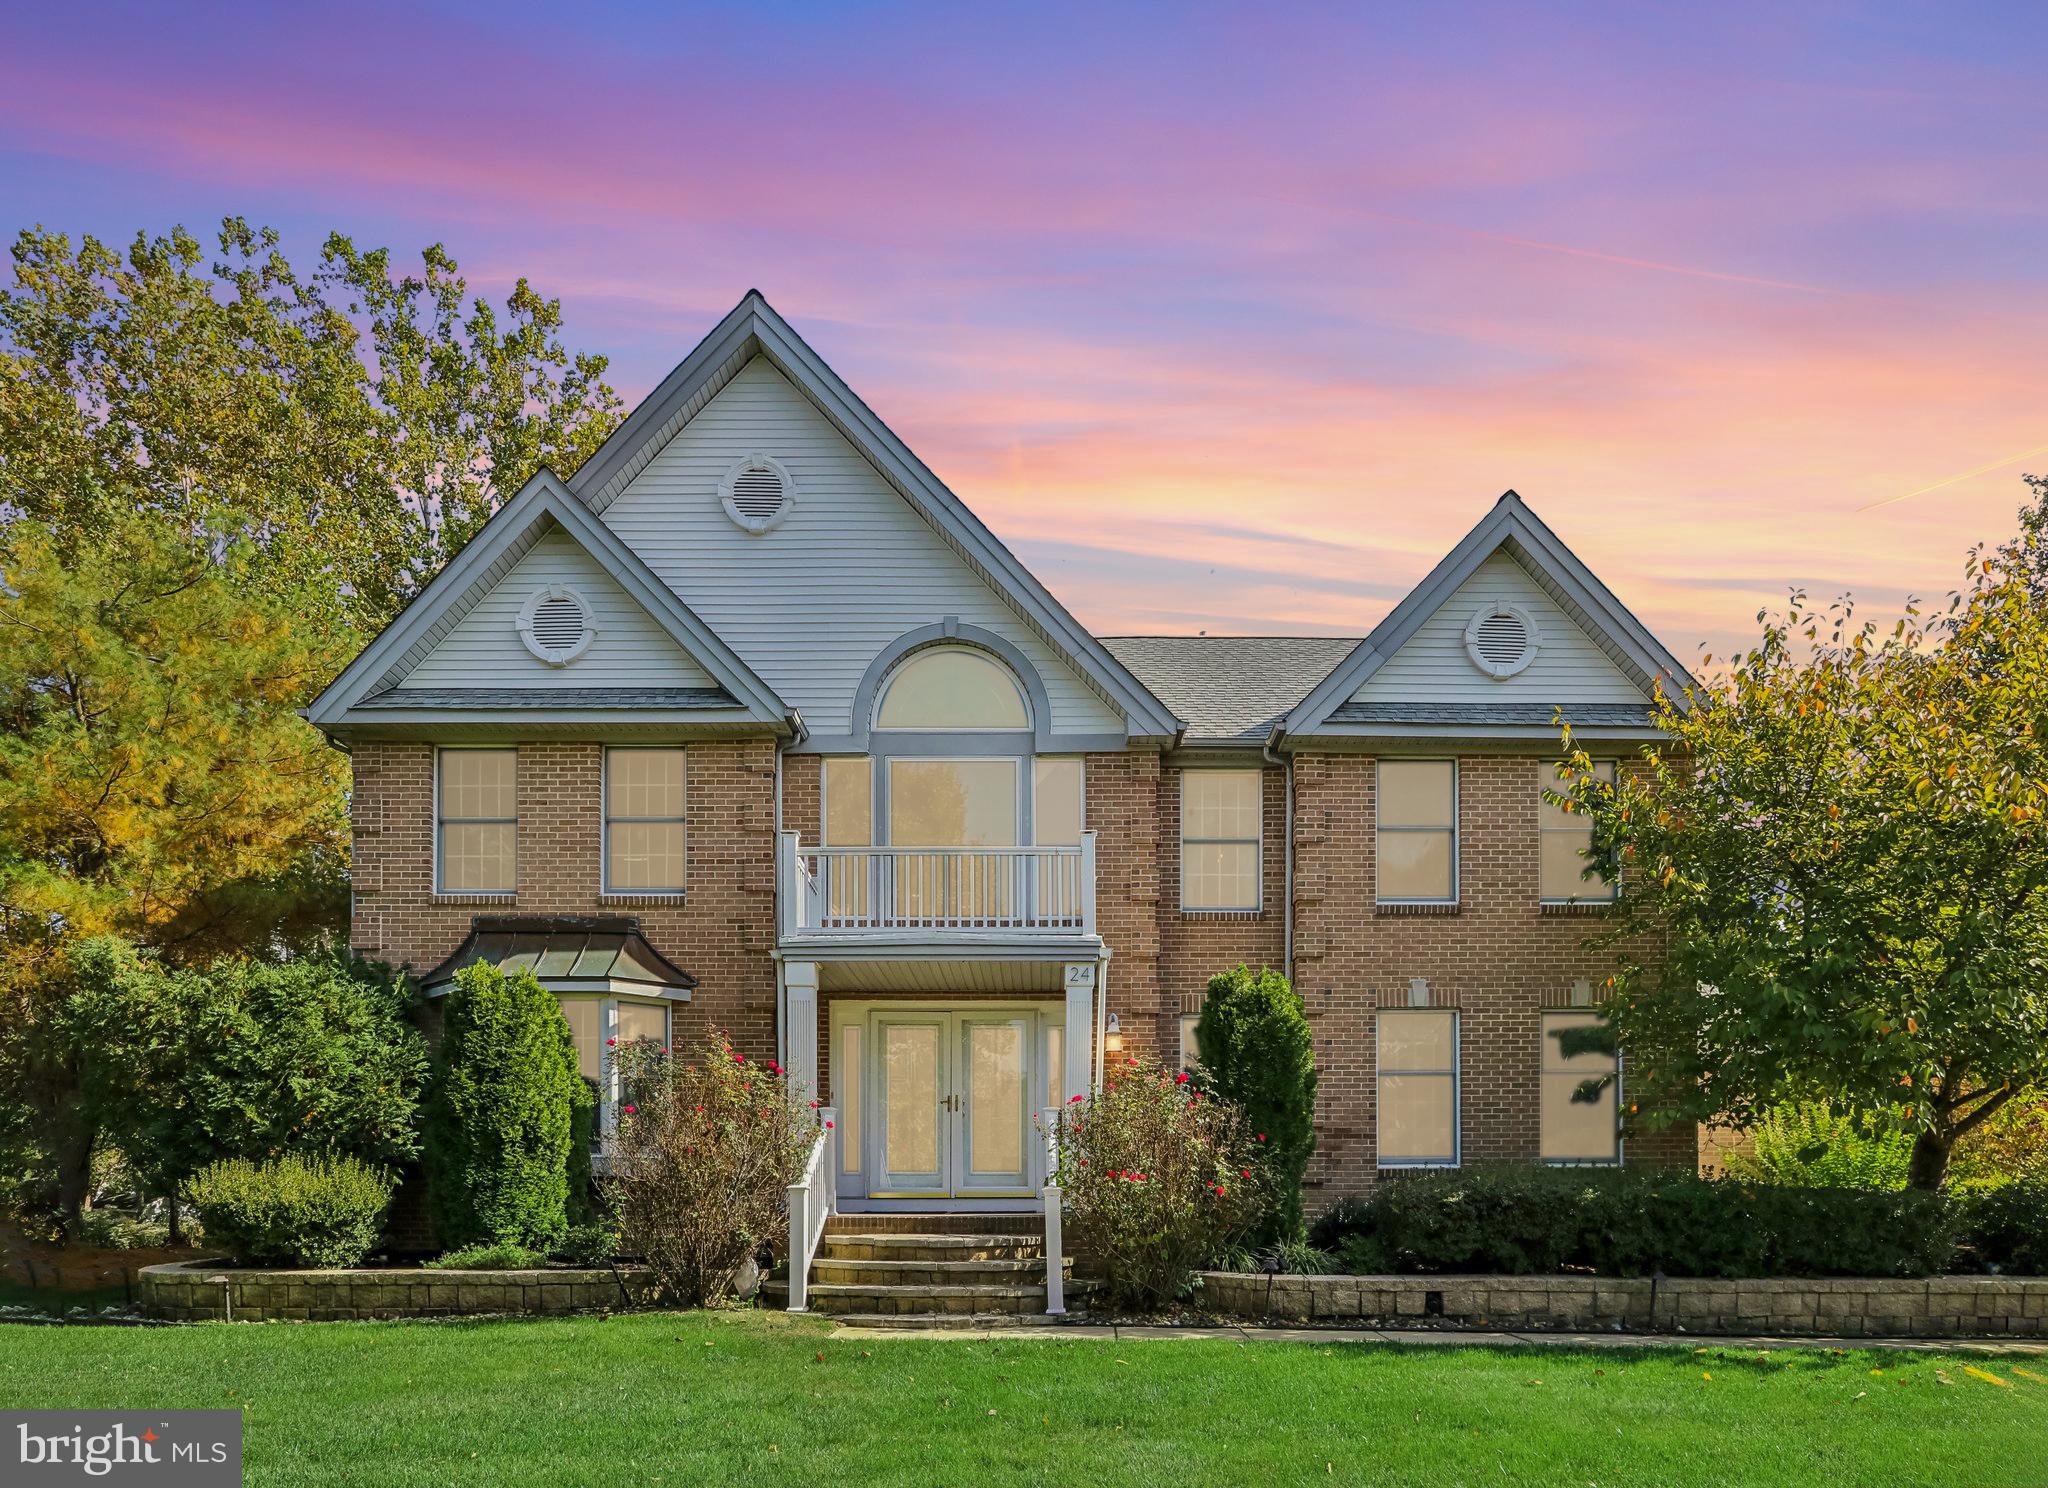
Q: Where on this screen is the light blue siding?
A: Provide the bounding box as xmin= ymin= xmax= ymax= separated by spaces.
xmin=396 ymin=528 xmax=717 ymax=690
xmin=1352 ymin=551 xmax=1648 ymax=705
xmin=601 ymin=357 xmax=1125 ymax=737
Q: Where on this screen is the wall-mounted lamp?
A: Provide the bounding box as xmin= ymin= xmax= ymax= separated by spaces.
xmin=1103 ymin=1013 xmax=1123 ymax=1055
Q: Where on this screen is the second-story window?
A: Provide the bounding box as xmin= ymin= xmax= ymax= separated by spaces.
xmin=1180 ymin=769 xmax=1261 ymax=911
xmin=1377 ymin=759 xmax=1457 ymax=904
xmin=605 ymin=747 xmax=686 ymax=893
xmin=1540 ymin=761 xmax=1617 ymax=903
xmin=438 ymin=747 xmax=517 ymax=894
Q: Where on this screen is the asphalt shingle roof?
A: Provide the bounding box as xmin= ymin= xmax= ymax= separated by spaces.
xmin=1101 ymin=635 xmax=1362 ymax=744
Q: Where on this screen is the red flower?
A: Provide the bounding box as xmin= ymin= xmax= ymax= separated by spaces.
xmin=809 ymin=1099 xmax=821 ymax=1108
xmin=1241 ymin=1168 xmax=1251 ymax=1178
xmin=1068 ymin=1094 xmax=1084 ymax=1103
xmin=824 ymin=1120 xmax=835 ymax=1129
xmin=622 ymin=1104 xmax=637 ymax=1115
xmin=1175 ymin=1071 xmax=1189 ymax=1085
xmin=733 ymin=1052 xmax=747 ymax=1064
xmin=1257 ymin=1133 xmax=1267 ymax=1142
xmin=606 ymin=1038 xmax=617 ymax=1046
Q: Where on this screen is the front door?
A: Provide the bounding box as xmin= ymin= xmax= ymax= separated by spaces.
xmin=869 ymin=1011 xmax=1038 ymax=1198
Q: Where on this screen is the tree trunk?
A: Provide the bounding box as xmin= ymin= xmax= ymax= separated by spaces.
xmin=52 ymin=1123 xmax=95 ymax=1241
xmin=165 ymin=1193 xmax=183 ymax=1248
xmin=1906 ymin=1129 xmax=1952 ymax=1191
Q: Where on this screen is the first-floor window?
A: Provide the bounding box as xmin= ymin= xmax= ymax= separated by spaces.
xmin=1377 ymin=1008 xmax=1459 ymax=1165
xmin=558 ymin=996 xmax=670 ymax=1138
xmin=1540 ymin=1010 xmax=1620 ymax=1163
xmin=437 ymin=747 xmax=517 ymax=893
xmin=1179 ymin=1012 xmax=1201 ymax=1070
xmin=606 ymin=747 xmax=686 ymax=893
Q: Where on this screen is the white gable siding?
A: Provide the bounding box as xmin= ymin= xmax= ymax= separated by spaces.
xmin=602 ymin=357 xmax=1124 ymax=737
xmin=396 ymin=528 xmax=716 ymax=690
xmin=1351 ymin=551 xmax=1648 ymax=704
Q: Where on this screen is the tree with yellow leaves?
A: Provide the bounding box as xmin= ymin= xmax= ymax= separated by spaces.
xmin=0 ymin=519 xmax=350 ymax=1231
xmin=1556 ymin=479 xmax=2048 ymax=1191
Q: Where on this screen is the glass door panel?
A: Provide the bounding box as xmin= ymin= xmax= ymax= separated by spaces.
xmin=873 ymin=1017 xmax=948 ymax=1194
xmin=957 ymin=1016 xmax=1031 ymax=1193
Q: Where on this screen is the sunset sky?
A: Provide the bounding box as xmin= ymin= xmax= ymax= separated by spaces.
xmin=6 ymin=2 xmax=2045 ymax=662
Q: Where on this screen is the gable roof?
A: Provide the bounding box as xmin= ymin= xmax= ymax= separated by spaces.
xmin=1102 ymin=636 xmax=1361 ymax=746
xmin=1283 ymin=491 xmax=1694 ymax=740
xmin=305 ymin=469 xmax=793 ymax=735
xmin=565 ymin=291 xmax=1181 ymax=742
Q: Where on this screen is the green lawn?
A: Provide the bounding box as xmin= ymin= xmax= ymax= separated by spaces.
xmin=0 ymin=1311 xmax=2039 ymax=1487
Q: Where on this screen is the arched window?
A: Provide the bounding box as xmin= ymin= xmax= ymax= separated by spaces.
xmin=874 ymin=646 xmax=1028 ymax=731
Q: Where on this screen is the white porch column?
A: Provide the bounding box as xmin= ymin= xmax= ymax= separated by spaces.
xmin=1063 ymin=961 xmax=1097 ymax=1099
xmin=784 ymin=961 xmax=820 ymax=1103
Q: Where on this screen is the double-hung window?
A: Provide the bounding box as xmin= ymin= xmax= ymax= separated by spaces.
xmin=1376 ymin=1009 xmax=1459 ymax=1166
xmin=1540 ymin=1010 xmax=1621 ymax=1163
xmin=1539 ymin=761 xmax=1617 ymax=903
xmin=1180 ymin=769 xmax=1261 ymax=911
xmin=437 ymin=748 xmax=516 ymax=894
xmin=1377 ymin=760 xmax=1456 ymax=903
xmin=605 ymin=747 xmax=686 ymax=894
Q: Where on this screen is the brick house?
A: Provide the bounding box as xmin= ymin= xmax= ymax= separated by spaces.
xmin=308 ymin=291 xmax=1702 ymax=1223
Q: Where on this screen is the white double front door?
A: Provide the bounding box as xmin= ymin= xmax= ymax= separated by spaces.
xmin=857 ymin=1008 xmax=1063 ymax=1199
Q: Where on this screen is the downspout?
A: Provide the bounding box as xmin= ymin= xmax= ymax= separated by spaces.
xmin=1264 ymin=724 xmax=1293 ymax=984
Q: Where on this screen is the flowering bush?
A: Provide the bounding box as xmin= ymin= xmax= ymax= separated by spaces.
xmin=1054 ymin=1054 xmax=1268 ymax=1309
xmin=603 ymin=1032 xmax=816 ymax=1306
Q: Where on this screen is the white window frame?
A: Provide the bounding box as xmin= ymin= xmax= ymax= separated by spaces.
xmin=1179 ymin=768 xmax=1263 ymax=912
xmin=1539 ymin=760 xmax=1618 ymax=905
xmin=1375 ymin=1008 xmax=1461 ymax=1169
xmin=602 ymin=746 xmax=687 ymax=896
xmin=1539 ymin=1009 xmax=1624 ymax=1166
xmin=434 ymin=745 xmax=517 ymax=896
xmin=1376 ymin=759 xmax=1459 ymax=906
xmin=566 ymin=995 xmax=672 ymax=1145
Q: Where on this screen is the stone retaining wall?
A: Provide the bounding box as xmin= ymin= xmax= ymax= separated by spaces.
xmin=139 ymin=1260 xmax=660 ymax=1322
xmin=1197 ymin=1272 xmax=2048 ymax=1338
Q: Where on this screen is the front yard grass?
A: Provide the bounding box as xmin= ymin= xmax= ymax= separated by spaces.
xmin=0 ymin=1310 xmax=2039 ymax=1486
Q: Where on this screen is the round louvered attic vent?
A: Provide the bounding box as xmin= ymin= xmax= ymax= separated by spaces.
xmin=1463 ymin=601 xmax=1540 ymax=679
xmin=518 ymin=585 xmax=597 ymax=666
xmin=720 ymin=453 xmax=795 ymax=534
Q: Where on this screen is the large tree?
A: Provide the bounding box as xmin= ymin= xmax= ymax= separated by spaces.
xmin=1558 ymin=483 xmax=2048 ymax=1189
xmin=0 ymin=219 xmax=623 ymax=630
xmin=0 ymin=519 xmax=352 ymax=1230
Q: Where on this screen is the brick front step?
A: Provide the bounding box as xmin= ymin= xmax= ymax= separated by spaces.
xmin=822 ymin=1234 xmax=1045 ymax=1263
xmin=764 ymin=1277 xmax=1093 ymax=1317
xmin=811 ymin=1257 xmax=1072 ymax=1287
xmin=823 ymin=1213 xmax=1044 ymax=1236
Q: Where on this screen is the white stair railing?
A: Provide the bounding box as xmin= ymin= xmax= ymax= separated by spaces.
xmin=783 ymin=1107 xmax=836 ymax=1313
xmin=1040 ymin=1104 xmax=1065 ymax=1316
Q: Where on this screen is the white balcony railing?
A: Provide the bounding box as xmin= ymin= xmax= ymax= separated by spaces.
xmin=778 ymin=832 xmax=1096 ymax=938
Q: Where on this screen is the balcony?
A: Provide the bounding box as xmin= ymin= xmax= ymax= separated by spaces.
xmin=777 ymin=831 xmax=1097 ymax=941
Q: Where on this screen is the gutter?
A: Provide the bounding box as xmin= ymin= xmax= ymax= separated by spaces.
xmin=1263 ymin=723 xmax=1293 ymax=984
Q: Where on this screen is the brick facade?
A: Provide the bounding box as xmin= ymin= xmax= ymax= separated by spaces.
xmin=348 ymin=738 xmax=780 ymax=1056
xmin=348 ymin=738 xmax=1695 ymax=1204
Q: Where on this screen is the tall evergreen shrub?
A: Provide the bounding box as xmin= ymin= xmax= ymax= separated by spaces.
xmin=1195 ymin=964 xmax=1317 ymax=1243
xmin=425 ymin=963 xmax=590 ymax=1249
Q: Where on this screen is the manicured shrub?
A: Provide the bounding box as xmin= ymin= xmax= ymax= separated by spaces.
xmin=425 ymin=1241 xmax=545 ymax=1270
xmin=187 ymin=1154 xmax=390 ymax=1268
xmin=1956 ymin=1181 xmax=2048 ymax=1275
xmin=604 ymin=1033 xmax=812 ymax=1307
xmin=1723 ymin=1103 xmax=1912 ymax=1190
xmin=554 ymin=1220 xmax=620 ymax=1268
xmin=424 ymin=963 xmax=591 ymax=1251
xmin=1308 ymin=1166 xmax=1959 ymax=1279
xmin=1055 ymin=1053 xmax=1269 ymax=1309
xmin=67 ymin=937 xmax=428 ymax=1222
xmin=1193 ymin=964 xmax=1317 ymax=1243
